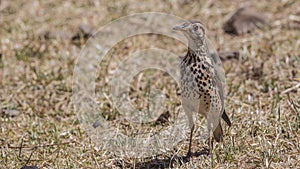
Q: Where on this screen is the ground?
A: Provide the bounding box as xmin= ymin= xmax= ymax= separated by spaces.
xmin=0 ymin=0 xmax=300 ymax=168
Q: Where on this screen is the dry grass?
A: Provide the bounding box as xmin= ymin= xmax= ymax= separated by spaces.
xmin=1 ymin=0 xmax=300 ymax=168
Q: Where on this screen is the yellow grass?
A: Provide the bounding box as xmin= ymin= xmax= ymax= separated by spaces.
xmin=0 ymin=0 xmax=299 ymax=168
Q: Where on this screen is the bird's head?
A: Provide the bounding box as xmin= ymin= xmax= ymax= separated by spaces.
xmin=173 ymin=21 xmax=207 ymax=50
xmin=173 ymin=21 xmax=206 ymax=40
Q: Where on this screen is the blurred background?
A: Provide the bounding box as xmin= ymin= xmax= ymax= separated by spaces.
xmin=0 ymin=0 xmax=299 ymax=168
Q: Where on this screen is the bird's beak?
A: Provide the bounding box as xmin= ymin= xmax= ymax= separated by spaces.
xmin=173 ymin=24 xmax=187 ymax=31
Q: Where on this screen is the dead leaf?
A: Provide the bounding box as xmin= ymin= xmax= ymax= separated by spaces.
xmin=286 ymin=14 xmax=300 ymax=29
xmin=155 ymin=111 xmax=170 ymax=125
xmin=0 ymin=53 xmax=3 ymax=68
xmin=79 ymin=23 xmax=96 ymax=36
xmin=2 ymin=109 xmax=20 ymax=117
xmin=223 ymin=7 xmax=268 ymax=35
xmin=72 ymin=23 xmax=96 ymax=41
xmin=217 ymin=51 xmax=240 ymax=61
xmin=43 ymin=30 xmax=72 ymax=40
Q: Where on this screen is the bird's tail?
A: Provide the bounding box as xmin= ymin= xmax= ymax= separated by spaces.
xmin=222 ymin=110 xmax=232 ymax=127
xmin=213 ymin=122 xmax=223 ymax=142
xmin=213 ymin=111 xmax=231 ymax=142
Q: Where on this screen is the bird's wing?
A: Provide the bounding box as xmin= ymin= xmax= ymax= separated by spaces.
xmin=205 ymin=39 xmax=232 ymax=127
xmin=205 ymin=38 xmax=226 ymax=108
xmin=205 ymin=38 xmax=226 ymax=83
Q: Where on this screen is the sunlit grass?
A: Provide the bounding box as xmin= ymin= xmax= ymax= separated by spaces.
xmin=0 ymin=0 xmax=299 ymax=168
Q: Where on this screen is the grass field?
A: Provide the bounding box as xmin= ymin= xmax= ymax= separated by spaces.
xmin=1 ymin=0 xmax=300 ymax=168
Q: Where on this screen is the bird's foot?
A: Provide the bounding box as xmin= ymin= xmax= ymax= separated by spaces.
xmin=193 ymin=148 xmax=210 ymax=157
xmin=186 ymin=150 xmax=193 ymax=158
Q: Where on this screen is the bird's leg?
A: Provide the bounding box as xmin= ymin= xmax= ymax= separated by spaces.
xmin=209 ymin=130 xmax=214 ymax=168
xmin=186 ymin=124 xmax=194 ymax=158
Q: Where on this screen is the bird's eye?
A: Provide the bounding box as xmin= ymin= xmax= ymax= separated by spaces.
xmin=194 ymin=25 xmax=199 ymax=31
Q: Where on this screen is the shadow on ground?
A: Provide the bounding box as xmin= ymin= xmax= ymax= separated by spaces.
xmin=116 ymin=149 xmax=209 ymax=169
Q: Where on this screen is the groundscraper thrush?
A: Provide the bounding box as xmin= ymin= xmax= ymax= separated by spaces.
xmin=173 ymin=21 xmax=231 ymax=157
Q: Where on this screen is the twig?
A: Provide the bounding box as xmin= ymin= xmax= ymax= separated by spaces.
xmin=8 ymin=141 xmax=76 ymax=149
xmin=24 ymin=147 xmax=37 ymax=166
xmin=280 ymin=83 xmax=300 ymax=95
xmin=287 ymin=94 xmax=300 ymax=115
xmin=18 ymin=138 xmax=24 ymax=159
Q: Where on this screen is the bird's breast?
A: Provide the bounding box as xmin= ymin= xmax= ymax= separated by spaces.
xmin=180 ymin=61 xmax=214 ymax=99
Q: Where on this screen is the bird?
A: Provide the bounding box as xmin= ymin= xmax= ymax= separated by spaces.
xmin=173 ymin=21 xmax=232 ymax=157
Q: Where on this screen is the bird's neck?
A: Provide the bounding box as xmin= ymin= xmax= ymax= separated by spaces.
xmin=188 ymin=38 xmax=207 ymax=55
xmin=184 ymin=39 xmax=208 ymax=64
